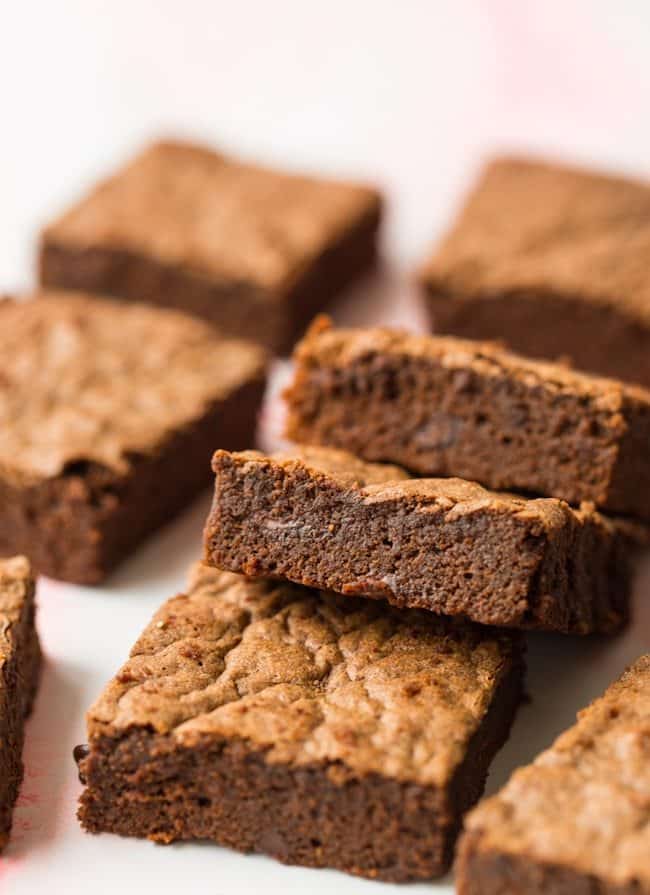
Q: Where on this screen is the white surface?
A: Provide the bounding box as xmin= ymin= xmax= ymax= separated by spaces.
xmin=2 ymin=2 xmax=650 ymax=892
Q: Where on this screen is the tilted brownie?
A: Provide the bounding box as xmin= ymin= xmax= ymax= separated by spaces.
xmin=457 ymin=655 xmax=650 ymax=895
xmin=0 ymin=557 xmax=41 ymax=852
xmin=39 ymin=139 xmax=382 ymax=354
xmin=77 ymin=563 xmax=524 ymax=882
xmin=285 ymin=318 xmax=650 ymax=521
xmin=0 ymin=293 xmax=267 ymax=584
xmin=204 ymin=446 xmax=632 ymax=634
xmin=420 ymin=156 xmax=650 ymax=387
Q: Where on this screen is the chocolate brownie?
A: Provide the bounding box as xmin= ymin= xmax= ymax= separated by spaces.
xmin=285 ymin=318 xmax=650 ymax=521
xmin=457 ymin=655 xmax=650 ymax=895
xmin=0 ymin=557 xmax=41 ymax=852
xmin=39 ymin=139 xmax=382 ymax=354
xmin=77 ymin=563 xmax=524 ymax=881
xmin=204 ymin=446 xmax=632 ymax=634
xmin=0 ymin=293 xmax=267 ymax=584
xmin=421 ymin=157 xmax=650 ymax=387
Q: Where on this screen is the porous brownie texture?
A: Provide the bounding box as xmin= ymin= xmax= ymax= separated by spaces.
xmin=421 ymin=157 xmax=650 ymax=387
xmin=204 ymin=446 xmax=632 ymax=634
xmin=285 ymin=318 xmax=650 ymax=520
xmin=40 ymin=139 xmax=382 ymax=354
xmin=0 ymin=557 xmax=41 ymax=851
xmin=457 ymin=655 xmax=650 ymax=895
xmin=78 ymin=564 xmax=524 ymax=881
xmin=0 ymin=293 xmax=267 ymax=584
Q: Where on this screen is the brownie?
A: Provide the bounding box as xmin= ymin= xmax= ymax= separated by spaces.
xmin=0 ymin=292 xmax=267 ymax=584
xmin=77 ymin=563 xmax=524 ymax=881
xmin=284 ymin=317 xmax=650 ymax=521
xmin=457 ymin=655 xmax=650 ymax=895
xmin=420 ymin=157 xmax=650 ymax=387
xmin=0 ymin=557 xmax=41 ymax=852
xmin=39 ymin=139 xmax=382 ymax=354
xmin=204 ymin=446 xmax=632 ymax=634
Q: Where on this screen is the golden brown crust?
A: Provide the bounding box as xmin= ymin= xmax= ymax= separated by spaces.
xmin=461 ymin=655 xmax=650 ymax=890
xmin=42 ymin=140 xmax=381 ymax=295
xmin=0 ymin=292 xmax=266 ymax=483
xmin=87 ymin=563 xmax=522 ymax=788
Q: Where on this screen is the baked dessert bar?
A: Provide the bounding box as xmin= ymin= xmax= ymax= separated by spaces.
xmin=77 ymin=564 xmax=524 ymax=881
xmin=0 ymin=293 xmax=266 ymax=583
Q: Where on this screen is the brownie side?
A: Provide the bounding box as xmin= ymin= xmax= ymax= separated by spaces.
xmin=40 ymin=242 xmax=287 ymax=352
xmin=204 ymin=448 xmax=629 ymax=633
xmin=456 ymin=655 xmax=650 ymax=895
xmin=0 ymin=374 xmax=265 ymax=584
xmin=425 ymin=287 xmax=650 ymax=389
xmin=77 ymin=565 xmax=523 ymax=881
xmin=0 ymin=558 xmax=41 ymax=851
xmin=285 ymin=320 xmax=650 ymax=519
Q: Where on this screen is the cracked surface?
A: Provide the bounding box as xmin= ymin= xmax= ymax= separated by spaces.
xmin=285 ymin=318 xmax=650 ymax=519
xmin=88 ymin=563 xmax=522 ymax=788
xmin=0 ymin=293 xmax=266 ymax=483
xmin=421 ymin=156 xmax=650 ymax=321
xmin=42 ymin=140 xmax=381 ymax=294
xmin=205 ymin=446 xmax=631 ymax=633
xmin=459 ymin=655 xmax=650 ymax=891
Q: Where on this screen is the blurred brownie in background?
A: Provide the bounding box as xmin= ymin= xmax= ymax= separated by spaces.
xmin=40 ymin=140 xmax=382 ymax=354
xmin=420 ymin=156 xmax=650 ymax=388
xmin=0 ymin=293 xmax=267 ymax=584
xmin=0 ymin=556 xmax=41 ymax=852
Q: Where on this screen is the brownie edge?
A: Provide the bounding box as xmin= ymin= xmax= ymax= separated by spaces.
xmin=78 ymin=565 xmax=524 ymax=881
xmin=0 ymin=556 xmax=41 ymax=851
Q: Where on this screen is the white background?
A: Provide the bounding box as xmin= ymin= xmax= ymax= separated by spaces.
xmin=2 ymin=2 xmax=650 ymax=892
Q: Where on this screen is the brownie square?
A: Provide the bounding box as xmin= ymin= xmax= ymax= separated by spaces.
xmin=457 ymin=655 xmax=650 ymax=895
xmin=0 ymin=293 xmax=267 ymax=584
xmin=204 ymin=446 xmax=634 ymax=634
xmin=0 ymin=557 xmax=41 ymax=852
xmin=40 ymin=140 xmax=382 ymax=354
xmin=420 ymin=157 xmax=650 ymax=387
xmin=77 ymin=564 xmax=524 ymax=881
xmin=285 ymin=318 xmax=650 ymax=521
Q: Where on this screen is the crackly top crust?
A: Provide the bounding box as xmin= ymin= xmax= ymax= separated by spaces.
xmin=0 ymin=557 xmax=34 ymax=669
xmin=225 ymin=446 xmax=609 ymax=535
xmin=421 ymin=156 xmax=650 ymax=323
xmin=43 ymin=140 xmax=381 ymax=295
xmin=87 ymin=564 xmax=521 ymax=787
xmin=292 ymin=316 xmax=650 ymax=408
xmin=463 ymin=655 xmax=650 ymax=887
xmin=0 ymin=293 xmax=266 ymax=484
